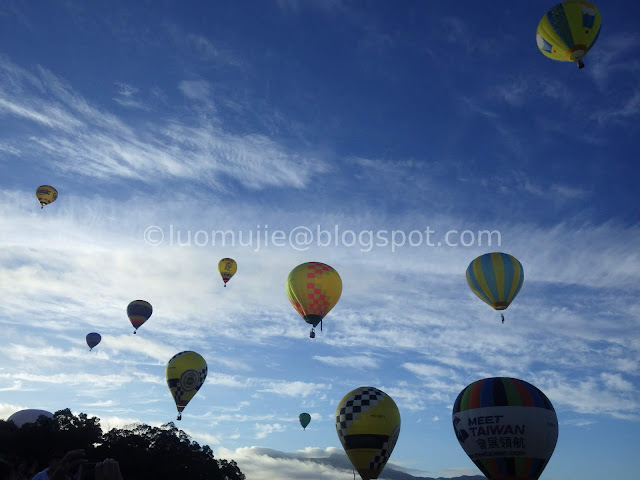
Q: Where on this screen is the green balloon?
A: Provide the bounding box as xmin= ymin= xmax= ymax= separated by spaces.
xmin=299 ymin=413 xmax=311 ymax=430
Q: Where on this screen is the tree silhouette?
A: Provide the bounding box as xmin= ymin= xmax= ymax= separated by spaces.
xmin=0 ymin=409 xmax=244 ymax=480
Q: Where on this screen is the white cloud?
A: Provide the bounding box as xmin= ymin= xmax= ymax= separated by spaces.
xmin=0 ymin=57 xmax=328 ymax=190
xmin=600 ymin=373 xmax=635 ymax=392
xmin=0 ymin=140 xmax=20 ymax=155
xmin=113 ymin=83 xmax=149 ymax=110
xmin=178 ymin=80 xmax=211 ymax=100
xmin=0 ymin=381 xmax=26 ymax=392
xmin=312 ymin=355 xmax=380 ymax=369
xmin=259 ymin=381 xmax=329 ymax=398
xmin=255 ymin=422 xmax=287 ymax=439
xmin=588 ymin=33 xmax=640 ymax=89
xmin=82 ymin=400 xmax=118 ymax=407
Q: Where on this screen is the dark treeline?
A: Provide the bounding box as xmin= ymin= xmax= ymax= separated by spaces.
xmin=0 ymin=409 xmax=245 ymax=480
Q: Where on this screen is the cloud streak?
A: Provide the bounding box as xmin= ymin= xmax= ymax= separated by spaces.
xmin=0 ymin=56 xmax=327 ymax=191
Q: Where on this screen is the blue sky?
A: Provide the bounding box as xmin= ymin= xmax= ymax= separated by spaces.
xmin=1 ymin=1 xmax=639 ymax=479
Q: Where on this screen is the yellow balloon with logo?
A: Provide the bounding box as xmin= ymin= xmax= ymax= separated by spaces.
xmin=166 ymin=351 xmax=207 ymax=420
xmin=286 ymin=261 xmax=342 ymax=338
xmin=218 ymin=258 xmax=237 ymax=287
xmin=36 ymin=185 xmax=58 ymax=209
xmin=536 ymin=0 xmax=601 ymax=69
xmin=335 ymin=386 xmax=401 ymax=480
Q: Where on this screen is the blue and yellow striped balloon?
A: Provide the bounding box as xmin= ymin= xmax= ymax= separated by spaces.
xmin=466 ymin=253 xmax=524 ymax=311
xmin=536 ymin=0 xmax=601 ymax=69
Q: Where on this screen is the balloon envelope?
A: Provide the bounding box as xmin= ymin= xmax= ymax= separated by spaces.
xmin=335 ymin=386 xmax=401 ymax=480
xmin=127 ymin=300 xmax=152 ymax=333
xmin=452 ymin=377 xmax=558 ymax=480
xmin=299 ymin=413 xmax=311 ymax=430
xmin=466 ymin=253 xmax=524 ymax=311
xmin=86 ymin=332 xmax=101 ymax=350
xmin=36 ymin=185 xmax=58 ymax=208
xmin=218 ymin=258 xmax=237 ymax=286
xmin=286 ymin=262 xmax=342 ymax=328
xmin=536 ymin=0 xmax=601 ymax=66
xmin=166 ymin=351 xmax=207 ymax=419
xmin=7 ymin=409 xmax=53 ymax=427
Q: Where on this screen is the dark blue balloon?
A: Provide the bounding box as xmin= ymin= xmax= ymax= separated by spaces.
xmin=86 ymin=332 xmax=101 ymax=350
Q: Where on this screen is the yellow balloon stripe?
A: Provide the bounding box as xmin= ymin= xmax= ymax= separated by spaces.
xmin=472 ymin=258 xmax=496 ymax=305
xmin=491 ymin=252 xmax=506 ymax=302
xmin=564 ymin=1 xmax=600 ymax=47
xmin=506 ymin=258 xmax=523 ymax=304
xmin=539 ymin=16 xmax=570 ymax=53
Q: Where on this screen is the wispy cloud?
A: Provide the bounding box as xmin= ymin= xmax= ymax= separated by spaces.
xmin=313 ymin=355 xmax=380 ymax=370
xmin=178 ymin=80 xmax=211 ymax=101
xmin=82 ymin=400 xmax=118 ymax=408
xmin=591 ymin=89 xmax=640 ymax=124
xmin=259 ymin=381 xmax=330 ymax=398
xmin=113 ymin=82 xmax=149 ymax=110
xmin=0 ymin=140 xmax=20 ymax=156
xmin=588 ymin=33 xmax=640 ymax=90
xmin=0 ymin=56 xmax=327 ymax=190
xmin=255 ymin=422 xmax=287 ymax=439
xmin=0 ymin=381 xmax=26 ymax=392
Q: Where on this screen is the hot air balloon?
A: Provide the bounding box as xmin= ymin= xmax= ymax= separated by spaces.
xmin=452 ymin=377 xmax=558 ymax=480
xmin=299 ymin=413 xmax=311 ymax=430
xmin=36 ymin=185 xmax=58 ymax=209
xmin=218 ymin=258 xmax=237 ymax=287
xmin=166 ymin=351 xmax=207 ymax=420
xmin=86 ymin=332 xmax=101 ymax=351
xmin=286 ymin=261 xmax=342 ymax=338
xmin=7 ymin=409 xmax=54 ymax=427
xmin=127 ymin=300 xmax=152 ymax=334
xmin=466 ymin=252 xmax=524 ymax=323
xmin=536 ymin=0 xmax=601 ymax=69
xmin=335 ymin=386 xmax=401 ymax=480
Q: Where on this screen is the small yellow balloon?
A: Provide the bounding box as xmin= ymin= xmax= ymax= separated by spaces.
xmin=335 ymin=386 xmax=401 ymax=480
xmin=36 ymin=185 xmax=58 ymax=209
xmin=218 ymin=258 xmax=237 ymax=287
xmin=166 ymin=351 xmax=207 ymax=420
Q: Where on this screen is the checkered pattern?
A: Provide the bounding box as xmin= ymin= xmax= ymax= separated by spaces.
xmin=306 ymin=262 xmax=333 ymax=276
xmin=305 ymin=283 xmax=328 ymax=315
xmin=369 ymin=424 xmax=400 ymax=471
xmin=335 ymin=387 xmax=386 ymax=443
xmin=304 ymin=264 xmax=334 ymax=314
